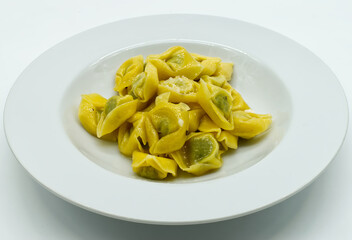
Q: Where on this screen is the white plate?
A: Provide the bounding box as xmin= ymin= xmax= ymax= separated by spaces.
xmin=4 ymin=14 xmax=348 ymax=225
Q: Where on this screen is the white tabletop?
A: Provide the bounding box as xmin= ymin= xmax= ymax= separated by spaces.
xmin=1 ymin=1 xmax=351 ymax=239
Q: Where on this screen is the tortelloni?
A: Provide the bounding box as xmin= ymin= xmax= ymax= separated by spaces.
xmin=170 ymin=133 xmax=222 ymax=175
xmin=198 ymin=80 xmax=234 ymax=130
xmin=114 ymin=55 xmax=144 ymax=96
xmin=188 ymin=106 xmax=206 ymax=133
xmin=147 ymin=46 xmax=204 ymax=80
xmin=129 ymin=62 xmax=158 ymax=103
xmin=132 ymin=151 xmax=177 ymax=180
xmin=78 ymin=94 xmax=118 ymax=141
xmin=78 ymin=46 xmax=272 ymax=180
xmin=230 ymin=111 xmax=272 ymax=139
xmin=96 ymin=95 xmax=138 ymax=138
xmin=78 ymin=93 xmax=106 ymax=136
xmin=145 ymin=93 xmax=189 ymax=155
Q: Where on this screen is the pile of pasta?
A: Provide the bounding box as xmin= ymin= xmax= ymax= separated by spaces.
xmin=78 ymin=46 xmax=272 ymax=180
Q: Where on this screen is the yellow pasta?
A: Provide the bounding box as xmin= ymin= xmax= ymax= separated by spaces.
xmin=96 ymin=95 xmax=138 ymax=138
xmin=145 ymin=93 xmax=189 ymax=155
xmin=147 ymin=46 xmax=204 ymax=80
xmin=129 ymin=62 xmax=158 ymax=103
xmin=188 ymin=108 xmax=206 ymax=132
xmin=170 ymin=133 xmax=222 ymax=175
xmin=230 ymin=111 xmax=272 ymax=139
xmin=214 ymin=62 xmax=234 ymax=81
xmin=114 ymin=55 xmax=144 ymax=96
xmin=201 ymin=75 xmax=227 ymax=87
xmin=78 ymin=93 xmax=106 ymax=136
xmin=223 ymin=82 xmax=250 ymax=111
xmin=78 ymin=46 xmax=272 ymax=180
xmin=132 ymin=151 xmax=177 ymax=180
xmin=157 ymin=76 xmax=199 ymax=103
xmin=78 ymin=94 xmax=118 ymax=141
xmin=197 ymin=80 xmax=234 ymax=130
xmin=198 ymin=115 xmax=238 ymax=150
xmin=191 ymin=53 xmax=221 ymax=77
xmin=118 ymin=112 xmax=148 ymax=156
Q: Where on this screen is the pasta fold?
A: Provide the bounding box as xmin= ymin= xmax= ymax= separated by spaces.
xmin=147 ymin=46 xmax=204 ymax=80
xmin=223 ymin=82 xmax=250 ymax=111
xmin=97 ymin=95 xmax=138 ymax=138
xmin=118 ymin=112 xmax=148 ymax=156
xmin=170 ymin=133 xmax=222 ymax=175
xmin=129 ymin=62 xmax=158 ymax=103
xmin=191 ymin=53 xmax=221 ymax=77
xmin=78 ymin=94 xmax=117 ymax=141
xmin=145 ymin=93 xmax=189 ymax=154
xmin=230 ymin=111 xmax=272 ymax=139
xmin=197 ymin=80 xmax=234 ymax=130
xmin=114 ymin=55 xmax=144 ymax=95
xmin=198 ymin=115 xmax=238 ymax=150
xmin=201 ymin=75 xmax=227 ymax=87
xmin=132 ymin=151 xmax=177 ymax=179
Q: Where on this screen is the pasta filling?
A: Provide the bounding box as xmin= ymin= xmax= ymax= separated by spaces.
xmin=129 ymin=72 xmax=146 ymax=99
xmin=104 ymin=96 xmax=118 ymax=115
xmin=212 ymin=93 xmax=231 ymax=120
xmin=184 ymin=136 xmax=214 ymax=166
xmin=138 ymin=166 xmax=160 ymax=180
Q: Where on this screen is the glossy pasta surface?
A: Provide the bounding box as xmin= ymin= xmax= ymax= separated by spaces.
xmin=78 ymin=46 xmax=272 ymax=180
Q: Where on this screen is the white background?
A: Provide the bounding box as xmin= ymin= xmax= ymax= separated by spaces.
xmin=1 ymin=1 xmax=351 ymax=239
